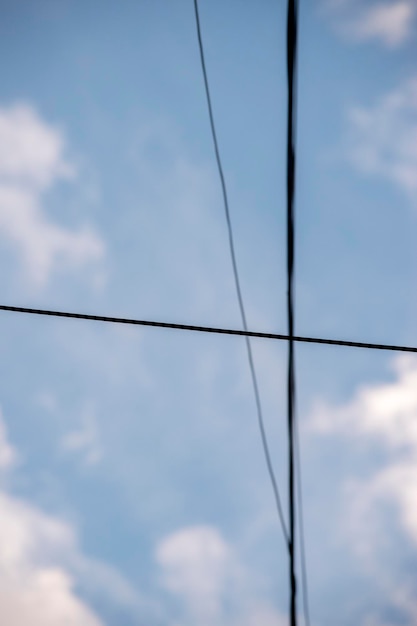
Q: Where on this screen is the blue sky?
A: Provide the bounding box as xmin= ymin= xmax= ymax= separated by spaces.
xmin=0 ymin=0 xmax=416 ymax=624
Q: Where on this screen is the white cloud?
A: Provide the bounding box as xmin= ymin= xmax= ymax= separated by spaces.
xmin=0 ymin=491 xmax=102 ymax=626
xmin=0 ymin=409 xmax=17 ymax=471
xmin=0 ymin=474 xmax=107 ymax=626
xmin=156 ymin=525 xmax=286 ymax=626
xmin=156 ymin=525 xmax=236 ymax=624
xmin=309 ymin=355 xmax=417 ymax=618
xmin=325 ymin=1 xmax=416 ymax=47
xmin=310 ymin=355 xmax=417 ymax=449
xmin=0 ymin=406 xmax=142 ymax=625
xmin=359 ymin=458 xmax=417 ymax=544
xmin=0 ymin=103 xmax=104 ymax=287
xmin=351 ymin=2 xmax=415 ymax=46
xmin=347 ymin=77 xmax=417 ymax=199
xmin=310 ymin=356 xmax=417 ymax=548
xmin=0 ymin=185 xmax=104 ymax=287
xmin=0 ymin=104 xmax=74 ymax=189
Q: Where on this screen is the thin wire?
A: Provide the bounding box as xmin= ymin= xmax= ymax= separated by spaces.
xmin=287 ymin=0 xmax=298 ymax=621
xmin=295 ymin=406 xmax=311 ymax=626
xmin=0 ymin=6 xmax=411 ymax=623
xmin=193 ymin=0 xmax=289 ymax=545
xmin=1 ymin=304 xmax=417 ymax=354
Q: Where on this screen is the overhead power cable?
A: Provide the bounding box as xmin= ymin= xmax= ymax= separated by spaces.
xmin=286 ymin=2 xmax=311 ymax=625
xmin=286 ymin=0 xmax=299 ymax=623
xmin=1 ymin=305 xmax=417 ymax=354
xmin=295 ymin=412 xmax=310 ymax=626
xmin=2 ymin=305 xmax=417 ymax=354
xmin=193 ymin=0 xmax=289 ymax=545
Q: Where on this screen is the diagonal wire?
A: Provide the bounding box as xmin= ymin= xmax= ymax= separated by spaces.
xmin=193 ymin=0 xmax=289 ymax=546
xmin=295 ymin=404 xmax=311 ymax=626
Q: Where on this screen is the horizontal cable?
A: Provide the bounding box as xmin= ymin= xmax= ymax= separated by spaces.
xmin=0 ymin=304 xmax=416 ymax=354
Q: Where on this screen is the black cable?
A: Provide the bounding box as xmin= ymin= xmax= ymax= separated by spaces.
xmin=193 ymin=0 xmax=289 ymax=545
xmin=1 ymin=304 xmax=417 ymax=354
xmin=286 ymin=0 xmax=299 ymax=623
xmin=286 ymin=2 xmax=311 ymax=625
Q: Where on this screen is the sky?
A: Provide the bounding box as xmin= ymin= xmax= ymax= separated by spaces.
xmin=0 ymin=0 xmax=416 ymax=624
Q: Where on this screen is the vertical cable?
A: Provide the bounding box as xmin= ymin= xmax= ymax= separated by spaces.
xmin=287 ymin=0 xmax=298 ymax=624
xmin=286 ymin=4 xmax=311 ymax=624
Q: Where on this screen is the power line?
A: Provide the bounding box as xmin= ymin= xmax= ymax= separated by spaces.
xmin=1 ymin=304 xmax=417 ymax=354
xmin=0 ymin=4 xmax=411 ymax=625
xmin=286 ymin=0 xmax=299 ymax=623
xmin=286 ymin=2 xmax=311 ymax=625
xmin=193 ymin=0 xmax=289 ymax=545
xmin=295 ymin=407 xmax=311 ymax=626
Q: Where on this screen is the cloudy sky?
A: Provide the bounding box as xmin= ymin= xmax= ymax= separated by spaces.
xmin=0 ymin=1 xmax=416 ymax=624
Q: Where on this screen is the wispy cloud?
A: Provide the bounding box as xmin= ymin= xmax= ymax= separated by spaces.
xmin=0 ymin=491 xmax=103 ymax=626
xmin=0 ymin=406 xmax=143 ymax=625
xmin=0 ymin=103 xmax=74 ymax=188
xmin=324 ymin=1 xmax=416 ymax=47
xmin=352 ymin=1 xmax=415 ymax=46
xmin=156 ymin=525 xmax=286 ymax=626
xmin=0 ymin=409 xmax=103 ymax=626
xmin=309 ymin=355 xmax=417 ymax=622
xmin=347 ymin=76 xmax=417 ymax=200
xmin=310 ymin=355 xmax=417 ymax=450
xmin=61 ymin=403 xmax=103 ymax=466
xmin=0 ymin=103 xmax=104 ymax=288
xmin=310 ymin=355 xmax=417 ymax=540
xmin=0 ymin=409 xmax=18 ymax=471
xmin=157 ymin=525 xmax=238 ymax=624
